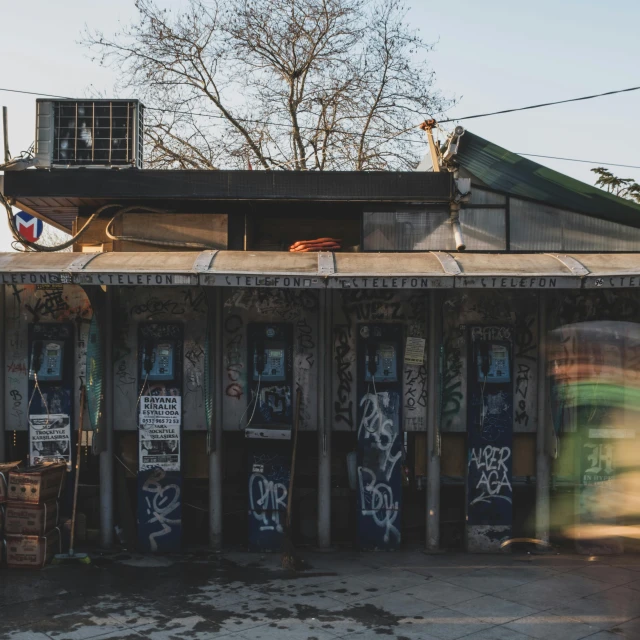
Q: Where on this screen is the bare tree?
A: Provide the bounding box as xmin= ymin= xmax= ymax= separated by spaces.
xmin=83 ymin=0 xmax=451 ymax=170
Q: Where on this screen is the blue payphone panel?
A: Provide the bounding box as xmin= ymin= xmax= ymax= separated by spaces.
xmin=142 ymin=341 xmax=176 ymax=381
xmin=364 ymin=342 xmax=398 ymax=383
xmin=476 ymin=342 xmax=511 ymax=384
xmin=253 ymin=347 xmax=286 ymax=382
xmin=29 ymin=340 xmax=64 ymax=382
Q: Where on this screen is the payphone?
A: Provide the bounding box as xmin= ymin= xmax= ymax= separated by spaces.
xmin=28 ymin=324 xmax=74 ymax=413
xmin=356 ymin=324 xmax=404 ymax=550
xmin=29 ymin=340 xmax=65 ymax=382
xmin=467 ymin=327 xmax=514 ymax=551
xmin=27 ymin=323 xmax=74 ymax=473
xmin=141 ymin=340 xmax=176 ymax=382
xmin=365 ymin=341 xmax=399 ymax=383
xmin=138 ymin=324 xmax=182 ymax=394
xmin=476 ymin=341 xmax=511 ymax=384
xmin=245 ymin=323 xmax=293 ymax=432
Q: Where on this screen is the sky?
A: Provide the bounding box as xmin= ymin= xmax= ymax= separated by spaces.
xmin=1 ymin=0 xmax=639 ymax=251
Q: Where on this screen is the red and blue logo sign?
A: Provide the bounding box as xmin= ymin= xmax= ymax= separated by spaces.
xmin=14 ymin=211 xmax=44 ymax=242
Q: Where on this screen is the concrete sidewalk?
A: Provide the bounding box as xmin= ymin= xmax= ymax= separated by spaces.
xmin=1 ymin=548 xmax=640 ymax=640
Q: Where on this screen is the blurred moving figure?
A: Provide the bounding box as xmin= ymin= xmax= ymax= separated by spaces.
xmin=548 ymin=321 xmax=640 ymax=553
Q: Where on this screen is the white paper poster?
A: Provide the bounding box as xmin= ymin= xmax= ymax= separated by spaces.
xmin=404 ymin=337 xmax=426 ymax=366
xmin=29 ymin=414 xmax=72 ymax=471
xmin=139 ymin=395 xmax=181 ymax=471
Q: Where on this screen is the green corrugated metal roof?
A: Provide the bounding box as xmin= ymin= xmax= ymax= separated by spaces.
xmin=456 ymin=131 xmax=640 ymax=227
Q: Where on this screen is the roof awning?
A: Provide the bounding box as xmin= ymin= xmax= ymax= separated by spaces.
xmin=1 ymin=251 xmax=640 ymax=290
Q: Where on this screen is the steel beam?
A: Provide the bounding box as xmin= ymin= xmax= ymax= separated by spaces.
xmin=426 ymin=290 xmax=441 ymax=551
xmin=100 ymin=286 xmax=115 ymax=548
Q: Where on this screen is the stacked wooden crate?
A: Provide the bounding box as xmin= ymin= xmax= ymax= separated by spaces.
xmin=0 ymin=462 xmax=22 ymax=553
xmin=4 ymin=462 xmax=66 ymax=569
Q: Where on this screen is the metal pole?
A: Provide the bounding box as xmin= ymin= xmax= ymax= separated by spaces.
xmin=0 ymin=286 xmax=5 ymax=462
xmin=317 ymin=289 xmax=332 ymax=548
xmin=535 ymin=292 xmax=550 ymax=544
xmin=100 ymin=286 xmax=115 ymax=548
xmin=209 ymin=288 xmax=223 ymax=550
xmin=2 ymin=107 xmax=10 ymax=163
xmin=426 ymin=290 xmax=441 ymax=551
xmin=419 ymin=120 xmax=441 ymax=172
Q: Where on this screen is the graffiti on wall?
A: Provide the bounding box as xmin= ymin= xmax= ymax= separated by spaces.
xmin=403 ymin=364 xmax=426 ymax=430
xmin=222 ymin=288 xmax=318 ymax=431
xmin=334 ymin=324 xmax=354 ymax=429
xmin=441 ymin=292 xmax=538 ymax=433
xmin=138 ymin=467 xmax=182 ymax=552
xmin=357 ymin=391 xmax=402 ymax=547
xmin=113 ymin=288 xmax=205 ymax=431
xmin=224 ymin=314 xmax=244 ymax=400
xmin=467 ymin=325 xmax=514 ymax=535
xmin=468 ymin=445 xmax=512 ymax=507
xmin=342 ymin=290 xmax=404 ymax=322
xmin=335 ymin=291 xmax=427 ymax=432
xmin=295 ymin=317 xmax=315 ymax=425
xmin=5 ymin=285 xmax=92 ymax=432
xmin=249 ymin=473 xmax=288 ymax=533
xmin=441 ymin=327 xmax=464 ymax=429
xmin=225 ymin=288 xmax=318 ymax=320
xmin=248 ymin=451 xmax=290 ymax=551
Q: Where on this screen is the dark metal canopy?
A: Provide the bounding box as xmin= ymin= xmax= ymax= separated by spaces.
xmin=2 ymin=169 xmax=453 ymax=231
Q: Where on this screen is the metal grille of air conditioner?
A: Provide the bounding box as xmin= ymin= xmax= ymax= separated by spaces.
xmin=35 ymin=99 xmax=143 ymax=169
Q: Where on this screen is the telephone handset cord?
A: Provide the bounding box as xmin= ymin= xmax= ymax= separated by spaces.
xmin=240 ymin=375 xmax=262 ymax=429
xmin=137 ymin=372 xmax=150 ymax=408
xmin=28 ymin=372 xmax=51 ymax=426
xmin=479 ymin=375 xmax=487 ymax=431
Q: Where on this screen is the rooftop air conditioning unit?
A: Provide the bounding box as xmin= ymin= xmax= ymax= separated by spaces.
xmin=35 ymin=99 xmax=144 ymax=169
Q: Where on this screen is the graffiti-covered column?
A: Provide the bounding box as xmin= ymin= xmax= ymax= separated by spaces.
xmin=208 ymin=288 xmax=223 ymax=551
xmin=221 ymin=287 xmax=320 ymax=552
xmin=535 ymin=292 xmax=550 ymax=545
xmin=426 ymin=290 xmax=440 ymax=551
xmin=356 ymin=324 xmax=404 ymax=549
xmin=0 ymin=285 xmax=5 ymax=462
xmin=137 ymin=322 xmax=184 ymax=552
xmin=317 ymin=289 xmax=332 ymax=549
xmin=333 ymin=290 xmax=428 ymax=551
xmin=113 ymin=286 xmax=208 ymax=553
xmin=100 ymin=286 xmax=115 ymax=548
xmin=467 ymin=325 xmax=514 ymax=551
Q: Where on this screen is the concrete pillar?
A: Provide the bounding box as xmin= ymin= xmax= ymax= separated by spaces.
xmin=426 ymin=290 xmax=441 ymax=551
xmin=100 ymin=286 xmax=115 ymax=548
xmin=209 ymin=288 xmax=223 ymax=550
xmin=317 ymin=290 xmax=332 ymax=548
xmin=0 ymin=285 xmax=5 ymax=462
xmin=536 ymin=292 xmax=550 ymax=544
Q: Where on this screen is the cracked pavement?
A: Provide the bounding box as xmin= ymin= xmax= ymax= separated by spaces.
xmin=1 ymin=549 xmax=640 ymax=639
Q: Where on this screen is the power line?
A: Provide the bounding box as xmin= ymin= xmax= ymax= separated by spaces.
xmin=0 ymin=86 xmax=428 ymax=142
xmin=516 ymin=153 xmax=640 ymax=170
xmin=438 ymin=85 xmax=640 ymax=123
xmin=1 ymin=84 xmax=639 ymax=151
xmin=2 ymin=84 xmax=640 ymax=131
